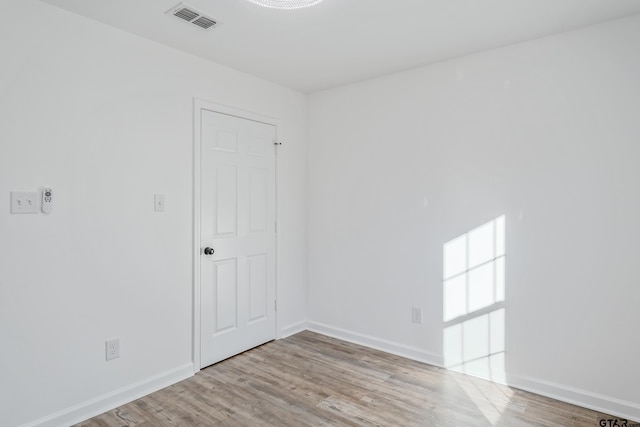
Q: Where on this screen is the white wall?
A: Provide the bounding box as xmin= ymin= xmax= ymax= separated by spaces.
xmin=3 ymin=0 xmax=639 ymax=424
xmin=308 ymin=14 xmax=640 ymax=420
xmin=0 ymin=1 xmax=307 ymax=426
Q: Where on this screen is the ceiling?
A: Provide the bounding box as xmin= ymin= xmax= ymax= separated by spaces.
xmin=41 ymin=0 xmax=640 ymax=93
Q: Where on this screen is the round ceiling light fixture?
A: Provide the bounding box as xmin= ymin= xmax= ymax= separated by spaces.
xmin=246 ymin=0 xmax=324 ymax=10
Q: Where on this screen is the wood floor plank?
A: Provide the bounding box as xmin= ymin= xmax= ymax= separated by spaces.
xmin=74 ymin=331 xmax=633 ymax=427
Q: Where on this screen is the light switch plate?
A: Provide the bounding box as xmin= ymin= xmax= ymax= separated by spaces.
xmin=412 ymin=307 xmax=423 ymax=324
xmin=154 ymin=194 xmax=165 ymax=212
xmin=11 ymin=192 xmax=39 ymax=214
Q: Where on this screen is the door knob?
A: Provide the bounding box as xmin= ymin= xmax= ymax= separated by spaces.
xmin=203 ymin=247 xmax=215 ymax=255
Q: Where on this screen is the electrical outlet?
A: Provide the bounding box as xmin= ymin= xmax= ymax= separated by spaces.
xmin=412 ymin=307 xmax=423 ymax=324
xmin=105 ymin=338 xmax=120 ymax=361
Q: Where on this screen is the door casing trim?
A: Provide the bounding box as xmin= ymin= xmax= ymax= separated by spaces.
xmin=192 ymin=98 xmax=280 ymax=373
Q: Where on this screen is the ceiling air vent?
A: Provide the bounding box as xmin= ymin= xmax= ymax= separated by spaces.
xmin=166 ymin=3 xmax=220 ymax=30
xmin=192 ymin=16 xmax=217 ymax=29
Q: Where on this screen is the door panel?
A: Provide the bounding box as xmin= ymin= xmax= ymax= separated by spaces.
xmin=248 ymin=253 xmax=268 ymax=322
xmin=214 ymin=258 xmax=238 ymax=334
xmin=214 ymin=166 xmax=238 ymax=237
xmin=200 ymin=109 xmax=276 ymax=368
xmin=249 ymin=168 xmax=268 ymax=232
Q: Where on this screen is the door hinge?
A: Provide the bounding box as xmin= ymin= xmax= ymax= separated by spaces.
xmin=274 ymin=300 xmax=278 ymax=311
xmin=275 ymin=221 xmax=277 ymax=233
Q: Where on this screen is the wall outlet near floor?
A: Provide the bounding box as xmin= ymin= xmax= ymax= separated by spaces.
xmin=411 ymin=307 xmax=423 ymax=324
xmin=105 ymin=338 xmax=120 ymax=361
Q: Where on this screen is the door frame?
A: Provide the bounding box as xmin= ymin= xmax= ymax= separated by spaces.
xmin=192 ymin=98 xmax=280 ymax=373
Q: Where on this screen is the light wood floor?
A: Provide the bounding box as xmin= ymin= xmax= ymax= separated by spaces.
xmin=76 ymin=331 xmax=626 ymax=426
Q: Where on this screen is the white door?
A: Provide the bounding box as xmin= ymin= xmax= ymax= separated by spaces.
xmin=200 ymin=109 xmax=277 ymax=368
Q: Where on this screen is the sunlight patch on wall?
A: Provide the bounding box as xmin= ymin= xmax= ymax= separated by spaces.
xmin=443 ymin=309 xmax=506 ymax=383
xmin=443 ymin=216 xmax=506 ymax=384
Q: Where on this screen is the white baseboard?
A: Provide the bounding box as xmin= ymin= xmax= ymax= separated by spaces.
xmin=306 ymin=322 xmax=639 ymax=422
xmin=21 ymin=363 xmax=194 ymax=427
xmin=508 ymin=374 xmax=640 ymax=422
xmin=279 ymin=320 xmax=308 ymax=339
xmin=19 ymin=333 xmax=639 ymax=426
xmin=306 ymin=321 xmax=443 ymax=367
